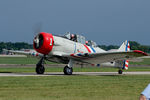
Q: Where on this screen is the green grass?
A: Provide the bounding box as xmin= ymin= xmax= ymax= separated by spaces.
xmin=0 ymin=75 xmax=149 ymax=100
xmin=0 ymin=57 xmax=150 ymax=73
xmin=130 ymin=58 xmax=150 ymax=65
xmin=0 ymin=57 xmax=55 ymax=64
xmin=0 ymin=57 xmax=150 ymax=65
xmin=0 ymin=57 xmax=149 ymax=100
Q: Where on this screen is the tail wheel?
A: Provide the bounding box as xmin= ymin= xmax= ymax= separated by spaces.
xmin=63 ymin=66 xmax=73 ymax=75
xmin=36 ymin=64 xmax=45 ymax=74
xmin=118 ymin=69 xmax=123 ymax=74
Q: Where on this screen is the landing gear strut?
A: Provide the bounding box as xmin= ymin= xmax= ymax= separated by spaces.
xmin=63 ymin=59 xmax=73 ymax=75
xmin=36 ymin=57 xmax=45 ymax=74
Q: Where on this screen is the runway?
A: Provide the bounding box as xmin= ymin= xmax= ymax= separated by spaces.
xmin=0 ymin=72 xmax=150 ymax=76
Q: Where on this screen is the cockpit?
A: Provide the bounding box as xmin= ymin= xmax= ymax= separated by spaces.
xmin=86 ymin=40 xmax=97 ymax=47
xmin=64 ymin=32 xmax=86 ymax=44
xmin=64 ymin=32 xmax=97 ymax=47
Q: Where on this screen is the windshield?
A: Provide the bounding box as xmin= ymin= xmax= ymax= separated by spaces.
xmin=64 ymin=32 xmax=86 ymax=44
xmin=77 ymin=35 xmax=86 ymax=44
xmin=86 ymin=40 xmax=97 ymax=47
xmin=64 ymin=32 xmax=97 ymax=47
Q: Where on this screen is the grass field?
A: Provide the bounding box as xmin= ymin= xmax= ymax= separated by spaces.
xmin=130 ymin=58 xmax=150 ymax=65
xmin=0 ymin=57 xmax=55 ymax=64
xmin=0 ymin=57 xmax=150 ymax=65
xmin=0 ymin=57 xmax=150 ymax=73
xmin=0 ymin=57 xmax=149 ymax=100
xmin=0 ymin=75 xmax=149 ymax=100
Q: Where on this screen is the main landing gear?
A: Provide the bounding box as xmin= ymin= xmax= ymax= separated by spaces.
xmin=64 ymin=66 xmax=73 ymax=75
xmin=36 ymin=58 xmax=74 ymax=75
xmin=63 ymin=59 xmax=73 ymax=75
xmin=36 ymin=57 xmax=45 ymax=74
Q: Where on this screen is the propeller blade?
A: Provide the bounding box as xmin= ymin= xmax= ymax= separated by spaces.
xmin=33 ymin=22 xmax=42 ymax=36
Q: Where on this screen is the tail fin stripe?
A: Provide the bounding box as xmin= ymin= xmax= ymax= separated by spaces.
xmin=125 ymin=40 xmax=128 ymax=52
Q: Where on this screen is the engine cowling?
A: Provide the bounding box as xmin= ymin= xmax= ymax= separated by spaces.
xmin=33 ymin=32 xmax=54 ymax=55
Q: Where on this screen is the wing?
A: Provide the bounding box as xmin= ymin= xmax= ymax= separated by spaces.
xmin=3 ymin=49 xmax=44 ymax=57
xmin=62 ymin=50 xmax=148 ymax=64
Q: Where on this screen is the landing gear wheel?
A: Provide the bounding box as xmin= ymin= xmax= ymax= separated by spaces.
xmin=118 ymin=69 xmax=123 ymax=74
xmin=63 ymin=66 xmax=73 ymax=75
xmin=36 ymin=64 xmax=45 ymax=74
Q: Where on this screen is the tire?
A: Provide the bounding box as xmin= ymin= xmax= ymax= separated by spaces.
xmin=36 ymin=64 xmax=45 ymax=74
xmin=118 ymin=69 xmax=123 ymax=74
xmin=63 ymin=66 xmax=73 ymax=75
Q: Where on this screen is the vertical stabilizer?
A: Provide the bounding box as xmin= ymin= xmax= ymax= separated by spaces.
xmin=118 ymin=40 xmax=130 ymax=52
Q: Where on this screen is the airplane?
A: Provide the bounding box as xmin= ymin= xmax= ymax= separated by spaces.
xmin=4 ymin=32 xmax=148 ymax=75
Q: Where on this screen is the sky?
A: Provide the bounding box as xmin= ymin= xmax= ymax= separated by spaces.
xmin=0 ymin=0 xmax=150 ymax=45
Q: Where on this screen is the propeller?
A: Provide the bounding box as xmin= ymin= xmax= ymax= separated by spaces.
xmin=33 ymin=22 xmax=42 ymax=48
xmin=33 ymin=22 xmax=42 ymax=36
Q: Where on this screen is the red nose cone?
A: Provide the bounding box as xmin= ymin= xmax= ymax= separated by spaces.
xmin=33 ymin=32 xmax=54 ymax=55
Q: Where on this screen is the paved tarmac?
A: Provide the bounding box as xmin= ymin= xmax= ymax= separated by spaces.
xmin=0 ymin=72 xmax=150 ymax=76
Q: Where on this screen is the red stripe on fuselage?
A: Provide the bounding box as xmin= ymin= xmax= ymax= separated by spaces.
xmin=70 ymin=54 xmax=80 ymax=58
xmin=83 ymin=45 xmax=91 ymax=53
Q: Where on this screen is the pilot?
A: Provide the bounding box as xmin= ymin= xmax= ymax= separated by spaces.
xmin=71 ymin=34 xmax=74 ymax=40
xmin=86 ymin=40 xmax=91 ymax=46
xmin=70 ymin=34 xmax=77 ymax=42
xmin=85 ymin=41 xmax=89 ymax=45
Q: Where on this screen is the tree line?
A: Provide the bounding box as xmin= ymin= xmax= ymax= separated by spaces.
xmin=0 ymin=41 xmax=150 ymax=53
xmin=0 ymin=42 xmax=33 ymax=53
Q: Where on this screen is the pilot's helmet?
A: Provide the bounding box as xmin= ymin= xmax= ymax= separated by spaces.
xmin=85 ymin=41 xmax=88 ymax=44
xmin=71 ymin=34 xmax=75 ymax=38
